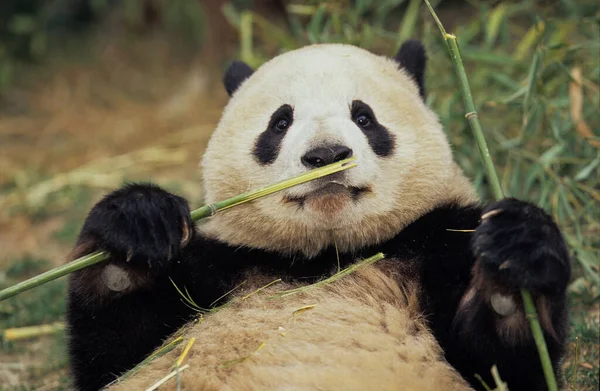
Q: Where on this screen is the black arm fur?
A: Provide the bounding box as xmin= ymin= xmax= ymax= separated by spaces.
xmin=394 ymin=199 xmax=570 ymax=391
xmin=66 ymin=184 xmax=349 ymax=390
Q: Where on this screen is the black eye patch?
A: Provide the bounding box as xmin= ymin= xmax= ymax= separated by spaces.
xmin=253 ymin=104 xmax=294 ymax=165
xmin=351 ymin=100 xmax=395 ymax=157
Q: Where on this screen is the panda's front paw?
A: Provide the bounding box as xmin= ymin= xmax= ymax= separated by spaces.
xmin=471 ymin=198 xmax=570 ymax=295
xmin=77 ymin=183 xmax=194 ymax=275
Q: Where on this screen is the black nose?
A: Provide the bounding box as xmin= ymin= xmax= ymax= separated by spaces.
xmin=301 ymin=145 xmax=353 ymax=168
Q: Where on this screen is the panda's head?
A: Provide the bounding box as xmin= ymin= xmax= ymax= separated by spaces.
xmin=200 ymin=41 xmax=477 ymax=257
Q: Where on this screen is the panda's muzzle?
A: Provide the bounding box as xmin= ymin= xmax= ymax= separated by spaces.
xmin=283 ymin=174 xmax=371 ymax=206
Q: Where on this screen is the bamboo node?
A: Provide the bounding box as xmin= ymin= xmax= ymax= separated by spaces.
xmin=465 ymin=111 xmax=479 ymax=120
xmin=525 ymin=313 xmax=539 ymax=321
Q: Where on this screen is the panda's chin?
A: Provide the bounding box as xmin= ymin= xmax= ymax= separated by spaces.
xmin=287 ymin=183 xmax=368 ymax=219
xmin=305 ymin=194 xmax=351 ymax=219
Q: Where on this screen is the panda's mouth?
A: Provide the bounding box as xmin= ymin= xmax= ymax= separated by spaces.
xmin=284 ymin=180 xmax=370 ymax=206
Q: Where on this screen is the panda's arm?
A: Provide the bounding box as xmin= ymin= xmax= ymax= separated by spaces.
xmin=65 ymin=183 xmax=329 ymax=391
xmin=64 ymin=184 xmax=250 ymax=391
xmin=66 ymin=234 xmax=261 ymax=391
xmin=406 ymin=201 xmax=570 ymax=391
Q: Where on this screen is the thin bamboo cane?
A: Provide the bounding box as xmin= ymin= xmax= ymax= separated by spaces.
xmin=0 ymin=157 xmax=357 ymax=302
xmin=422 ymin=1 xmax=558 ymax=390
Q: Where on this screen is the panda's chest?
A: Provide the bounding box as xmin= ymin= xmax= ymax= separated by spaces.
xmin=109 ymin=264 xmax=473 ymax=391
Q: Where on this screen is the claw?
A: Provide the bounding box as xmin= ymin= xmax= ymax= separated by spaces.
xmin=126 ymin=248 xmax=134 ymax=263
xmin=499 ymin=260 xmax=511 ymax=270
xmin=481 ymin=209 xmax=503 ymax=221
xmin=181 ymin=220 xmax=191 ymax=248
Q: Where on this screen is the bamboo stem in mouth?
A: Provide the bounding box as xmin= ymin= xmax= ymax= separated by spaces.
xmin=0 ymin=157 xmax=357 ymax=302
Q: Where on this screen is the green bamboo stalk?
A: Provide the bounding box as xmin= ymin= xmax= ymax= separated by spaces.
xmin=239 ymin=11 xmax=254 ymax=66
xmin=0 ymin=157 xmax=357 ymax=302
xmin=422 ymin=2 xmax=503 ymax=199
xmin=422 ymin=1 xmax=558 ymax=390
xmin=396 ymin=0 xmax=422 ymax=49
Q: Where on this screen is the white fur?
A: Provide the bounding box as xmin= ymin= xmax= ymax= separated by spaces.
xmin=107 ymin=265 xmax=474 ymax=391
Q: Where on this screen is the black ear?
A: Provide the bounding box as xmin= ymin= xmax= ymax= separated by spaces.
xmin=223 ymin=61 xmax=254 ymax=96
xmin=393 ymin=40 xmax=427 ymax=99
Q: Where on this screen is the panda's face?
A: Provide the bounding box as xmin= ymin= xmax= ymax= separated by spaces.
xmin=250 ymin=94 xmax=393 ymax=222
xmin=201 ymin=44 xmax=476 ymax=256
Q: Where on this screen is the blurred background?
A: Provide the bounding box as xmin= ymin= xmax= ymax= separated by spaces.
xmin=0 ymin=0 xmax=598 ymax=390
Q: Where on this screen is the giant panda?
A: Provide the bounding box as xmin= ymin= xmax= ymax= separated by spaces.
xmin=65 ymin=41 xmax=571 ymax=391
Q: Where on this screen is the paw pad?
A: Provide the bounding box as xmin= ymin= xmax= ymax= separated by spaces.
xmin=490 ymin=293 xmax=517 ymax=316
xmin=102 ymin=264 xmax=132 ymax=292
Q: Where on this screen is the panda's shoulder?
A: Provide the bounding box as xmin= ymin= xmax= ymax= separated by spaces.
xmin=383 ymin=201 xmax=483 ymax=254
xmin=412 ymin=201 xmax=483 ymax=233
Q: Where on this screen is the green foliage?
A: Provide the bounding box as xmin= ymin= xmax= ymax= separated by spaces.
xmin=0 ymin=257 xmax=68 ymax=389
xmin=222 ymin=0 xmax=445 ymax=65
xmin=0 ymin=271 xmax=66 ymax=332
xmin=564 ymin=316 xmax=600 ymax=389
xmin=5 ymin=257 xmax=50 ymax=279
xmin=0 ymin=0 xmax=208 ymax=90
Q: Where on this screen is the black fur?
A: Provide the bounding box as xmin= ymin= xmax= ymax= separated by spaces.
xmin=393 ymin=39 xmax=427 ymax=99
xmin=301 ymin=144 xmax=353 ymax=168
xmin=253 ymin=104 xmax=294 ymax=165
xmin=223 ymin=60 xmax=254 ymax=96
xmin=351 ymin=100 xmax=395 ymax=157
xmin=66 ymin=184 xmax=570 ymax=391
xmin=413 ymin=199 xmax=570 ymax=391
xmin=75 ymin=183 xmax=193 ymax=274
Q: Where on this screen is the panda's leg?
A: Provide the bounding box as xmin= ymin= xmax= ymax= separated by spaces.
xmin=65 ymin=183 xmax=205 ymax=391
xmin=430 ymin=199 xmax=571 ymax=391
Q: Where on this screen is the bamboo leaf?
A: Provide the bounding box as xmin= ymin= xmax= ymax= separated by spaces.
xmin=575 ymin=156 xmax=600 ymax=181
xmin=239 ymin=11 xmax=254 ymax=66
xmin=539 ymin=144 xmax=565 ymax=168
xmin=515 ymin=21 xmax=546 ymax=61
xmin=397 ymin=0 xmax=421 ymax=46
xmin=484 ymin=4 xmax=506 ymax=49
xmin=307 ymin=4 xmax=327 ymax=44
xmin=523 ymin=50 xmax=543 ymax=114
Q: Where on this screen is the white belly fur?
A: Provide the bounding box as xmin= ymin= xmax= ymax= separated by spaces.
xmin=107 ymin=263 xmax=473 ymax=391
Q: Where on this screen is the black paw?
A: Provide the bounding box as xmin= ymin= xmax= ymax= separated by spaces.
xmin=471 ymin=198 xmax=571 ymax=295
xmin=77 ymin=183 xmax=193 ymax=274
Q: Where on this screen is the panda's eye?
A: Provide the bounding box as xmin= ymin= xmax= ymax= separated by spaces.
xmin=275 ymin=119 xmax=289 ymax=131
xmin=254 ymin=104 xmax=294 ymax=165
xmin=350 ymin=100 xmax=395 ymax=157
xmin=355 ymin=114 xmax=371 ymax=127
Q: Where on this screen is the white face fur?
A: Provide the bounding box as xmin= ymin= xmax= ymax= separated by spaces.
xmin=200 ymin=43 xmax=477 ymax=257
